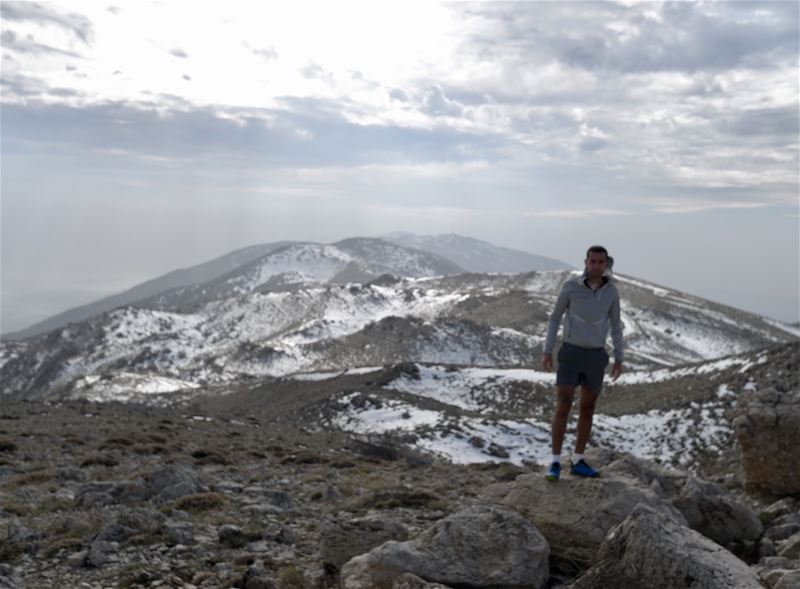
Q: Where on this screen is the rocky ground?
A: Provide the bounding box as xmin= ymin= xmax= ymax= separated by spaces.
xmin=0 ymin=396 xmax=526 ymax=589
xmin=1 ymin=344 xmax=798 ymax=589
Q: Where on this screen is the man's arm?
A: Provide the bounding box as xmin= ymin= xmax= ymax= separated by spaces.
xmin=542 ymin=284 xmax=570 ymax=371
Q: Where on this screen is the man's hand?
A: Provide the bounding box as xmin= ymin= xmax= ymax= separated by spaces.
xmin=611 ymin=361 xmax=623 ymax=381
xmin=542 ymin=353 xmax=553 ymax=372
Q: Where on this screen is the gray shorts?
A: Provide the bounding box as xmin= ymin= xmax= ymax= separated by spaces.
xmin=556 ymin=342 xmax=610 ymax=394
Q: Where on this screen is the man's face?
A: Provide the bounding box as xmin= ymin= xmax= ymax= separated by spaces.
xmin=585 ymin=251 xmax=608 ymax=278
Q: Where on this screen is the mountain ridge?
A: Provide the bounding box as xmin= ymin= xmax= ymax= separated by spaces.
xmin=5 ymin=234 xmax=564 ymax=341
xmin=1 ymin=269 xmax=795 ymax=401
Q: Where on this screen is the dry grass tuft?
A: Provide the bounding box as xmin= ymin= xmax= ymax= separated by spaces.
xmin=174 ymin=492 xmax=227 ymax=512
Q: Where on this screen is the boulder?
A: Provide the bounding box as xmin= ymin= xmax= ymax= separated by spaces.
xmin=481 ymin=455 xmax=686 ymax=574
xmin=755 ymin=557 xmax=800 ymax=589
xmin=762 ymin=498 xmax=798 ymax=521
xmin=734 ymin=387 xmax=800 ymax=496
xmin=393 ymin=573 xmax=452 ymax=589
xmin=672 ymin=474 xmax=763 ymax=547
xmin=600 ymin=453 xmax=762 ymax=546
xmin=779 ymin=533 xmax=800 ymax=560
xmin=569 ymin=504 xmax=765 ymax=589
xmin=146 ymin=464 xmax=204 ymax=502
xmin=320 ymin=517 xmax=409 ymax=570
xmin=74 ymin=480 xmax=149 ymax=507
xmin=767 ymin=524 xmax=800 ymax=543
xmin=341 ymin=505 xmax=549 ymax=589
xmin=0 ymin=564 xmax=24 ymax=589
xmin=774 ymin=571 xmax=800 ymax=589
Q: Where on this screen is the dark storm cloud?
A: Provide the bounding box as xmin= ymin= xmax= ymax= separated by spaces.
xmin=0 ymin=1 xmax=94 ymax=45
xmin=458 ymin=2 xmax=799 ymax=74
xmin=1 ymin=98 xmax=505 ymax=167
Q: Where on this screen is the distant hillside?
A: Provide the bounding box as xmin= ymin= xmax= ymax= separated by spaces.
xmin=383 ymin=232 xmax=572 ymax=272
xmin=131 ymin=238 xmax=466 ymax=312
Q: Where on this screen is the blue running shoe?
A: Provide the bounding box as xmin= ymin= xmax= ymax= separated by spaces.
xmin=570 ymin=459 xmax=599 ymax=478
xmin=545 ymin=462 xmax=561 ymax=482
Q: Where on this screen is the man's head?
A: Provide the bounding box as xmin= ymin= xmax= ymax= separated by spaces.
xmin=585 ymin=245 xmax=608 ymax=279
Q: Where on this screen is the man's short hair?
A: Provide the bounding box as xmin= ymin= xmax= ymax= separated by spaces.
xmin=586 ymin=245 xmax=608 ymax=259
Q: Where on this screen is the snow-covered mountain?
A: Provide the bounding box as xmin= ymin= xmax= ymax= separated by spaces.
xmin=1 ymin=269 xmax=795 ymax=400
xmin=133 ymin=238 xmax=465 ymax=312
xmin=2 ymin=241 xmax=294 ymax=341
xmin=2 ymin=237 xmax=466 ymax=341
xmin=383 ymin=232 xmax=572 ymax=272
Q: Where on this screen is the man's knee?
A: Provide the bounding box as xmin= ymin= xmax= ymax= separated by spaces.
xmin=556 ymin=385 xmax=575 ymax=411
xmin=579 ymin=387 xmax=598 ymax=413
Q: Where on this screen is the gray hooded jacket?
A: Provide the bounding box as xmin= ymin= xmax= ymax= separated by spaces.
xmin=544 ymin=273 xmax=624 ymax=362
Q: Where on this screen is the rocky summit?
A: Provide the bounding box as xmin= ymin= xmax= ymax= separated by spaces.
xmin=1 ymin=343 xmax=799 ymax=589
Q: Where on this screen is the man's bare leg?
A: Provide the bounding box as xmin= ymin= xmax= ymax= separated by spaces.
xmin=551 ymin=385 xmax=576 ymax=455
xmin=574 ymin=385 xmax=598 ymax=454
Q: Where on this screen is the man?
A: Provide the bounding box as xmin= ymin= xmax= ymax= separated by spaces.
xmin=541 ymin=245 xmax=623 ymax=481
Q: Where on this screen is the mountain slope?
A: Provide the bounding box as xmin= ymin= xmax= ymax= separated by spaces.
xmin=133 ymin=239 xmax=466 ymax=312
xmin=383 ymin=232 xmax=572 ymax=272
xmin=3 ymin=233 xmax=557 ymax=342
xmin=1 ymin=270 xmax=795 ymax=400
xmin=2 ymin=241 xmax=295 ymax=341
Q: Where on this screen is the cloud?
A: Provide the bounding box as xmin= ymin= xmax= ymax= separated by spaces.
xmin=652 ymin=199 xmax=771 ymax=214
xmin=244 ymin=43 xmax=277 ymax=61
xmin=457 ymin=2 xmax=798 ymax=75
xmin=0 ymin=29 xmax=84 ymax=58
xmin=523 ymin=209 xmax=632 ymax=219
xmin=717 ymin=105 xmax=799 ymax=138
xmin=299 ymin=61 xmax=335 ymax=86
xmin=0 ymin=71 xmax=80 ymax=98
xmin=0 ymin=2 xmax=94 ymax=44
xmin=419 ymin=85 xmax=464 ymax=117
xmin=1 ymin=97 xmax=505 ymax=169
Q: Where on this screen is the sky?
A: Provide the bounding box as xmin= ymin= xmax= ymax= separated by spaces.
xmin=1 ymin=0 xmax=798 ymax=335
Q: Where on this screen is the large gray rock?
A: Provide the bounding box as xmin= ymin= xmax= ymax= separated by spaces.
xmin=774 ymin=571 xmax=800 ymax=589
xmin=0 ymin=564 xmax=24 ymax=589
xmin=74 ymin=480 xmax=149 ymax=507
xmin=341 ymin=505 xmax=549 ymax=589
xmin=146 ymin=464 xmax=204 ymax=502
xmin=481 ymin=456 xmax=686 ymax=574
xmin=601 ymin=453 xmax=762 ymax=546
xmin=320 ymin=517 xmax=409 ymax=570
xmin=779 ymin=533 xmax=800 ymax=560
xmin=569 ymin=504 xmax=765 ymax=589
xmin=734 ymin=387 xmax=800 ymax=496
xmin=755 ymin=557 xmax=800 ymax=589
xmin=672 ymin=475 xmax=763 ymax=547
xmin=392 ymin=573 xmax=452 ymax=589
